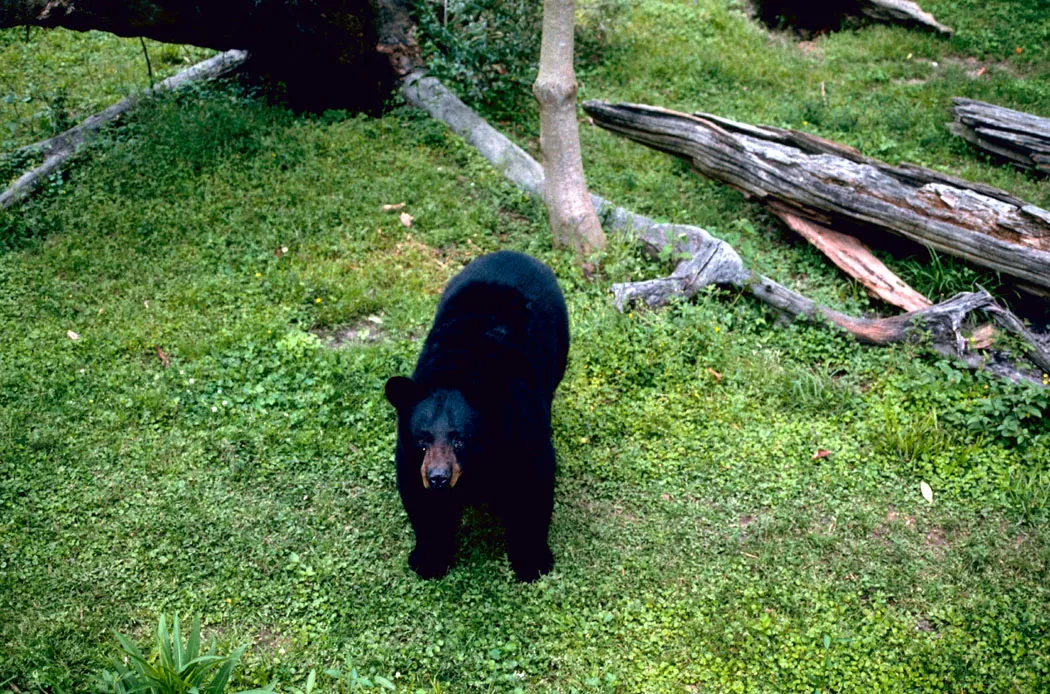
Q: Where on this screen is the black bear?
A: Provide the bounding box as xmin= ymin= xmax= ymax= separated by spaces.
xmin=385 ymin=250 xmax=569 ymax=581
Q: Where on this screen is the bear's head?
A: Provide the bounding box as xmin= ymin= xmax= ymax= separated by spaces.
xmin=385 ymin=377 xmax=480 ymax=491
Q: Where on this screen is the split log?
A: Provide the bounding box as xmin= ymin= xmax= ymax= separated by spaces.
xmin=949 ymin=98 xmax=1050 ymax=175
xmin=582 ymin=101 xmax=1050 ymax=292
xmin=402 ymin=73 xmax=1048 ymax=384
xmin=1 ymin=49 xmax=248 ymax=209
xmin=767 ymin=202 xmax=931 ymax=312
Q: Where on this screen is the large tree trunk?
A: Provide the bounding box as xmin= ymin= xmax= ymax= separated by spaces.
xmin=532 ymin=0 xmax=605 ymax=255
xmin=0 ymin=0 xmax=422 ymax=109
xmin=582 ymin=101 xmax=1050 ymax=292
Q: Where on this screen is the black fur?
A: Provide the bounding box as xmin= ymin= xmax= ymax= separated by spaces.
xmin=385 ymin=251 xmax=569 ymax=581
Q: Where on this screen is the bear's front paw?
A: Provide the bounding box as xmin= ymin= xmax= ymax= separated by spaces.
xmin=409 ymin=547 xmax=452 ymax=579
xmin=511 ymin=546 xmax=554 ymax=582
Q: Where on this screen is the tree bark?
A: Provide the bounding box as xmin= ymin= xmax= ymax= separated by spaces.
xmin=0 ymin=0 xmax=422 ymax=110
xmin=949 ymin=98 xmax=1050 ymax=175
xmin=582 ymin=100 xmax=1050 ymax=291
xmin=532 ymin=0 xmax=605 ymax=255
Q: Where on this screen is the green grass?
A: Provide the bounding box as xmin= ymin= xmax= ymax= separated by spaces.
xmin=0 ymin=29 xmax=214 ymax=152
xmin=2 ymin=2 xmax=1050 ymax=691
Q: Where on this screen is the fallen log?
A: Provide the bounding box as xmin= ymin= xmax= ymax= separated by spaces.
xmin=1 ymin=49 xmax=248 ymax=209
xmin=753 ymin=0 xmax=951 ymax=35
xmin=949 ymin=98 xmax=1050 ymax=175
xmin=858 ymin=0 xmax=952 ymax=35
xmin=402 ymin=73 xmax=1048 ymax=384
xmin=582 ymin=101 xmax=1050 ymax=292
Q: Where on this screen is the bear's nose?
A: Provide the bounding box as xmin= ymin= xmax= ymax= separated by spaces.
xmin=427 ymin=471 xmax=450 ymax=489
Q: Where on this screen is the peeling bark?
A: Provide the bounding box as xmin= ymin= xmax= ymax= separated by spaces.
xmin=768 ymin=202 xmax=931 ymax=312
xmin=582 ymin=100 xmax=1050 ymax=291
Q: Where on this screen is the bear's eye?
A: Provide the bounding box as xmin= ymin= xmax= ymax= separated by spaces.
xmin=417 ymin=439 xmax=428 ymax=451
xmin=452 ymin=438 xmax=464 ymax=450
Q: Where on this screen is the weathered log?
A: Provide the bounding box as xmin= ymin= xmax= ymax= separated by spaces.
xmin=858 ymin=0 xmax=951 ymax=34
xmin=403 ymin=74 xmax=1048 ymax=384
xmin=949 ymin=98 xmax=1050 ymax=175
xmin=582 ymin=101 xmax=1050 ymax=292
xmin=753 ymin=0 xmax=951 ymax=35
xmin=0 ymin=50 xmax=248 ymax=209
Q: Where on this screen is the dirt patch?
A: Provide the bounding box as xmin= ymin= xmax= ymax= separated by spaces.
xmin=797 ymin=40 xmax=824 ymax=59
xmin=872 ymin=507 xmax=917 ymax=544
xmin=897 ymin=56 xmax=1021 ymax=85
xmin=924 ymin=527 xmax=948 ymax=548
xmin=254 ymin=626 xmax=291 ymax=653
xmin=313 ymin=315 xmax=387 ymax=349
xmin=942 ymin=55 xmax=1019 ymax=79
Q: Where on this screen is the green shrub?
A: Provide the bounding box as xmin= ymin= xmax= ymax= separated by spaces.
xmin=413 ymin=0 xmax=632 ymax=125
xmin=94 ymin=615 xmax=271 ymax=694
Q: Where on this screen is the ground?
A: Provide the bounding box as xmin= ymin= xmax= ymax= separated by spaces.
xmin=1 ymin=1 xmax=1050 ymax=691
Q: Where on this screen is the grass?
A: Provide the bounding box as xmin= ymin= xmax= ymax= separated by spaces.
xmin=2 ymin=1 xmax=1050 ymax=691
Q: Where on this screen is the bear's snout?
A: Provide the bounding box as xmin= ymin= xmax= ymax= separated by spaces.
xmin=421 ymin=443 xmax=462 ymax=490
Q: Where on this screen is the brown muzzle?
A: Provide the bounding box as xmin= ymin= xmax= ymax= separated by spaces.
xmin=421 ymin=443 xmax=462 ymax=490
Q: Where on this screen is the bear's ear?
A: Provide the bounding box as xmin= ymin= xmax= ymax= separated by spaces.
xmin=385 ymin=376 xmax=421 ymax=410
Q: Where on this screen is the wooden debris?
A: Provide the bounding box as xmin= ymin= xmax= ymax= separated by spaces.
xmin=949 ymin=98 xmax=1050 ymax=175
xmin=400 ymin=73 xmax=1048 ymax=385
xmin=768 ymin=202 xmax=931 ymax=312
xmin=582 ymin=100 xmax=1050 ymax=292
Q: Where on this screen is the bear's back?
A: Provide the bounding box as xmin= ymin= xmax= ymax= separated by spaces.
xmin=416 ymin=251 xmax=569 ymax=397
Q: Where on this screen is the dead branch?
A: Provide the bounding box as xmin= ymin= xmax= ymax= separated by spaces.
xmin=949 ymin=98 xmax=1050 ymax=175
xmin=1 ymin=49 xmax=248 ymax=210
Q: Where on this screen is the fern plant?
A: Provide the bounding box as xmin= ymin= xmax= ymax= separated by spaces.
xmin=95 ymin=614 xmax=272 ymax=694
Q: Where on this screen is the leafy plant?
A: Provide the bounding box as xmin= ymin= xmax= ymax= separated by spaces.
xmin=1006 ymin=464 xmax=1050 ymax=527
xmin=94 ymin=615 xmax=272 ymax=694
xmin=323 ymin=657 xmax=398 ymax=691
